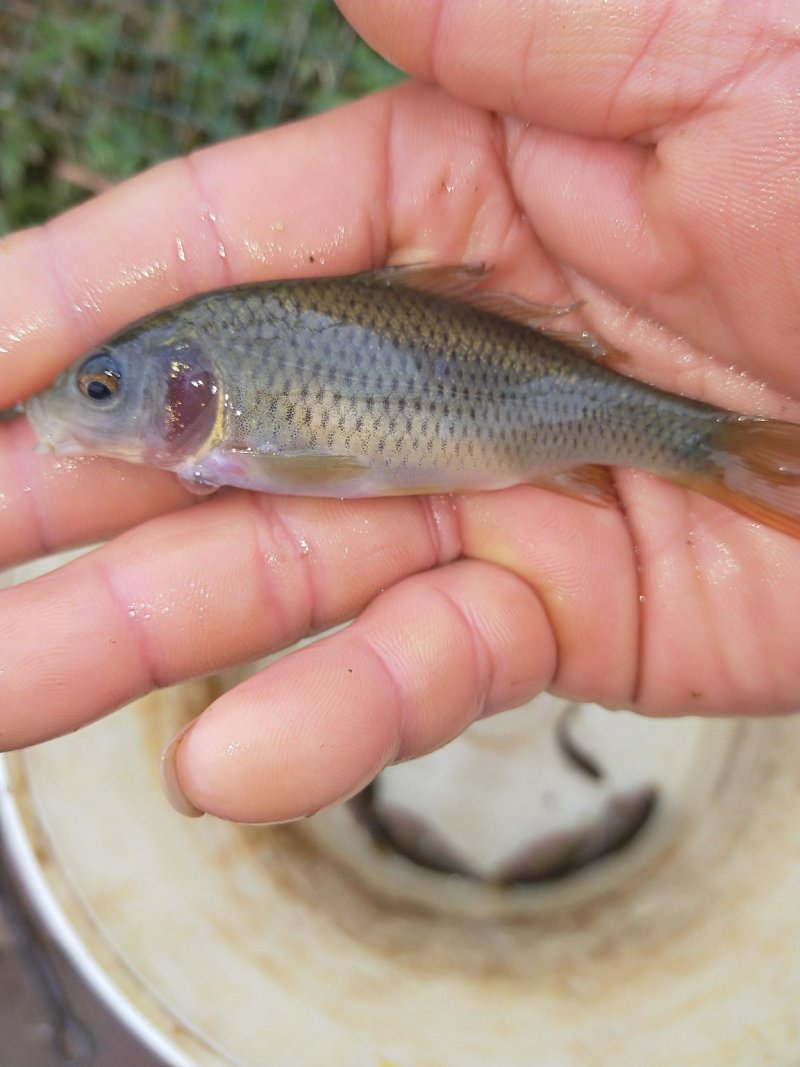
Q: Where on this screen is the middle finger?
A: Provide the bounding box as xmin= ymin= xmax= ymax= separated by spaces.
xmin=0 ymin=491 xmax=462 ymax=748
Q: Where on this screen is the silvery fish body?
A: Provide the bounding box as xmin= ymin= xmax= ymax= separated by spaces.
xmin=26 ymin=264 xmax=800 ymax=535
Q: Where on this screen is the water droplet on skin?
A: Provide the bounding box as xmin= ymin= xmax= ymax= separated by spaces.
xmin=127 ymin=602 xmax=154 ymax=621
xmin=125 ymin=591 xmax=177 ymax=621
xmin=243 ymin=237 xmax=283 ymax=263
xmin=70 ymin=295 xmax=102 ymax=314
xmin=185 ymin=579 xmax=212 ymax=616
xmin=50 ymin=458 xmax=81 ymax=473
xmin=704 ymin=542 xmax=743 ymax=584
xmin=298 ymin=538 xmax=310 ymax=558
xmin=1 ymin=310 xmax=49 ymax=354
xmin=199 ymin=203 xmax=217 ymax=223
xmin=175 ymin=237 xmax=186 ymax=263
xmin=108 ymin=260 xmax=169 ymax=291
xmin=218 ymin=242 xmax=226 ymax=259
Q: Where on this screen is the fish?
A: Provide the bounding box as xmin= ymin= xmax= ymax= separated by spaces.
xmin=26 ymin=263 xmax=800 ymax=537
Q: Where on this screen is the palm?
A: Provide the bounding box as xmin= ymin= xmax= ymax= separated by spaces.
xmin=1 ymin=0 xmax=798 ymax=821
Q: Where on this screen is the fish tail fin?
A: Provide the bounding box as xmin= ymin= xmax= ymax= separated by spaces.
xmin=672 ymin=418 xmax=800 ymax=538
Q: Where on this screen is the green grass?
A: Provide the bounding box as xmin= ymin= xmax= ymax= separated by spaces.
xmin=0 ymin=0 xmax=402 ymax=232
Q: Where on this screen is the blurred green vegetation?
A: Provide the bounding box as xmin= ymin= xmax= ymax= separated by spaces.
xmin=0 ymin=0 xmax=402 ymax=233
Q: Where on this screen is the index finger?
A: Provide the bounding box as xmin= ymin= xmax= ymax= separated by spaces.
xmin=0 ymin=98 xmax=386 ymax=407
xmin=1 ymin=81 xmax=555 ymax=561
xmin=0 ymin=491 xmax=461 ymax=749
xmin=1 ymin=80 xmax=549 ymax=409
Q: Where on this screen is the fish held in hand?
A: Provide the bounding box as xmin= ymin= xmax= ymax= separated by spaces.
xmin=26 ymin=263 xmax=800 ymax=537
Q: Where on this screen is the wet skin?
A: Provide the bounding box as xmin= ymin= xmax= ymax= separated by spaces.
xmin=2 ymin=0 xmax=800 ymax=823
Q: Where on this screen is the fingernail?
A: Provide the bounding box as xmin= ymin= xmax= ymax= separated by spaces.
xmin=160 ymin=720 xmax=204 ymax=818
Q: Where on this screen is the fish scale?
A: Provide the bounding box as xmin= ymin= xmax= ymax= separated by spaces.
xmin=207 ymin=284 xmax=596 ymax=473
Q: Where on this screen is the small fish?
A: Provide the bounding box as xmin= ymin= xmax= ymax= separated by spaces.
xmin=26 ymin=264 xmax=800 ymax=536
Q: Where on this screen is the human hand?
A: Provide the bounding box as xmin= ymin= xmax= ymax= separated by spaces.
xmin=2 ymin=0 xmax=799 ymax=822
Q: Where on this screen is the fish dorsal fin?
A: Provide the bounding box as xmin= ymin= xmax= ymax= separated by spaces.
xmin=540 ymin=326 xmax=631 ymax=367
xmin=359 ymin=262 xmax=492 ymax=300
xmin=360 ymin=262 xmax=628 ymax=364
xmin=359 ymin=263 xmax=581 ymax=327
xmin=463 ymin=289 xmax=585 ymax=327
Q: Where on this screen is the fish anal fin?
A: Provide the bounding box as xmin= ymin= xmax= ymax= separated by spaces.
xmin=361 ymin=263 xmax=582 ymax=328
xmin=540 ymin=327 xmax=631 ymax=367
xmin=533 ymin=465 xmax=619 ymax=507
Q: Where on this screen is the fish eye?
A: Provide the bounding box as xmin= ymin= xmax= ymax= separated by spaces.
xmin=77 ymin=351 xmax=122 ymax=403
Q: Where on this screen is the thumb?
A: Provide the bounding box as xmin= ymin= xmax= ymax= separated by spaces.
xmin=337 ymin=0 xmax=780 ymax=139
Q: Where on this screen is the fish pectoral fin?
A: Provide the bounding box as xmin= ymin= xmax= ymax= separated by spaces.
xmin=222 ymin=447 xmax=371 ymax=488
xmin=360 ymin=262 xmax=583 ymax=327
xmin=532 ymin=465 xmax=620 ymax=507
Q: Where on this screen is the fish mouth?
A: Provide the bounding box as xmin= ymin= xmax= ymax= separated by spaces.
xmin=25 ymin=395 xmax=100 ymax=457
xmin=25 ymin=395 xmax=75 ymax=452
xmin=0 ymin=403 xmax=25 ymax=423
xmin=25 ymin=393 xmax=151 ymax=465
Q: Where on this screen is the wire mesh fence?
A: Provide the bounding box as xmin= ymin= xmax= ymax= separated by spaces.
xmin=0 ymin=0 xmax=401 ymax=232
